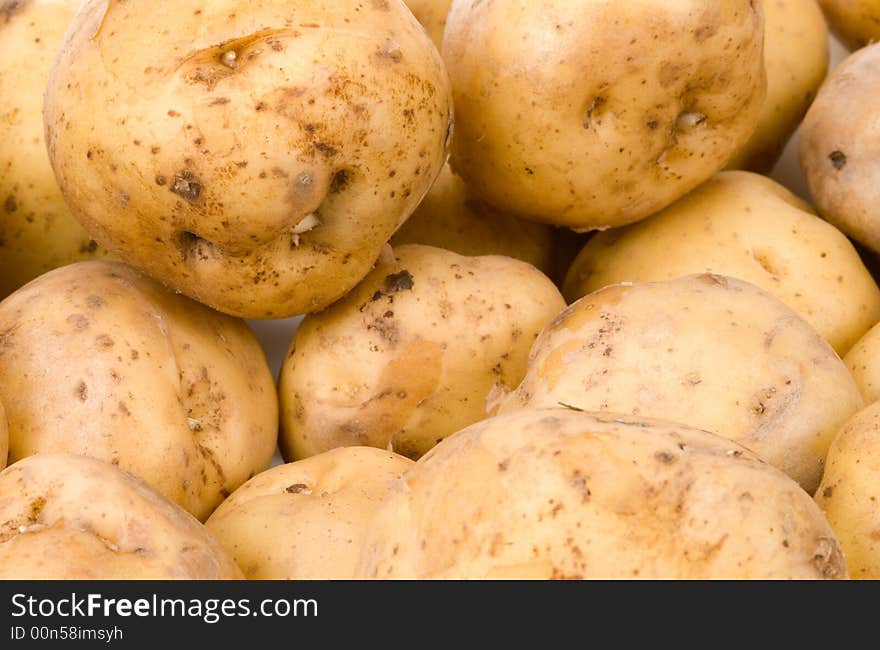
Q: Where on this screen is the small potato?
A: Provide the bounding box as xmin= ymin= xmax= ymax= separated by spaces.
xmin=818 ymin=0 xmax=880 ymax=50
xmin=405 ymin=0 xmax=451 ymax=49
xmin=563 ymin=171 xmax=880 ymax=355
xmin=0 ymin=454 xmax=242 ymax=579
xmin=280 ymin=244 xmax=566 ymax=461
xmin=843 ymin=322 xmax=880 ymax=404
xmin=443 ymin=0 xmax=766 ymax=229
xmin=0 ymin=0 xmax=106 ymax=298
xmin=0 ymin=261 xmax=278 ymax=521
xmin=501 ymin=275 xmax=864 ymax=491
xmin=207 ymin=447 xmax=413 ymax=580
xmin=727 ymin=0 xmax=829 ymax=172
xmin=800 ymin=43 xmax=880 ymax=253
xmin=357 ymin=409 xmax=846 ymax=580
xmin=390 ymin=165 xmax=556 ymax=275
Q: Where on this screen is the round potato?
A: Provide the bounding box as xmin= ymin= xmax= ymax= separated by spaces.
xmin=280 ymin=244 xmax=566 ymax=461
xmin=44 ymin=0 xmax=453 ymax=318
xmin=390 ymin=165 xmax=556 ymax=275
xmin=207 ymin=447 xmax=413 ymax=580
xmin=800 ymin=43 xmax=880 ymax=253
xmin=0 ymin=454 xmax=242 ymax=579
xmin=726 ymin=0 xmax=828 ymax=172
xmin=843 ymin=321 xmax=880 ymax=404
xmin=816 ymin=401 xmax=880 ymax=578
xmin=818 ymin=0 xmax=880 ymax=50
xmin=501 ymin=275 xmax=864 ymax=491
xmin=357 ymin=409 xmax=846 ymax=580
xmin=0 ymin=260 xmax=278 ymax=521
xmin=0 ymin=0 xmax=106 ymax=299
xmin=563 ymin=171 xmax=880 ymax=355
xmin=443 ymin=0 xmax=766 ymax=230
xmin=405 ymin=0 xmax=450 ymax=49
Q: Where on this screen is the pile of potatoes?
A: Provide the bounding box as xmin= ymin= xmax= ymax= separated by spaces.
xmin=2 ymin=0 xmax=880 ymax=581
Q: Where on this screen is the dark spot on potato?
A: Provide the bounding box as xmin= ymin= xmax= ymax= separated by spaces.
xmin=95 ymin=334 xmax=115 ymax=349
xmin=376 ymin=39 xmax=402 ymax=63
xmin=86 ymin=295 xmax=106 ymax=309
xmin=829 ymin=151 xmax=847 ymax=170
xmin=329 ymin=169 xmax=351 ymax=194
xmin=3 ymin=195 xmax=16 ymax=213
xmin=384 ymin=270 xmax=414 ymax=293
xmin=79 ymin=240 xmax=99 ymax=254
xmin=66 ymin=314 xmax=90 ymax=330
xmin=313 ymin=142 xmax=338 ymax=157
xmin=75 ymin=381 xmax=88 ymax=401
xmin=286 ymin=483 xmax=310 ymax=494
xmin=155 ymin=175 xmax=167 ymax=186
xmin=171 ymin=170 xmax=203 ymax=202
xmin=27 ymin=496 xmax=45 ymax=524
xmin=654 ymin=451 xmax=676 ymax=464
xmin=822 ymin=486 xmax=834 ymax=499
xmin=557 ymin=402 xmax=585 ymax=412
xmin=583 ymin=96 xmax=607 ymax=129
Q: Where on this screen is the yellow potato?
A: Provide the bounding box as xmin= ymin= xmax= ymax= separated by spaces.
xmin=280 ymin=244 xmax=566 ymax=460
xmin=818 ymin=0 xmax=880 ymax=50
xmin=0 ymin=454 xmax=242 ymax=579
xmin=357 ymin=409 xmax=847 ymax=580
xmin=390 ymin=165 xmax=556 ymax=275
xmin=443 ymin=0 xmax=766 ymax=229
xmin=843 ymin=322 xmax=880 ymax=404
xmin=0 ymin=0 xmax=106 ymax=298
xmin=44 ymin=0 xmax=453 ymax=318
xmin=405 ymin=0 xmax=450 ymax=48
xmin=207 ymin=447 xmax=413 ymax=580
xmin=563 ymin=171 xmax=880 ymax=355
xmin=501 ymin=275 xmax=864 ymax=491
xmin=0 ymin=261 xmax=278 ymax=521
xmin=727 ymin=0 xmax=829 ymax=172
xmin=800 ymin=43 xmax=880 ymax=253
xmin=816 ymin=400 xmax=880 ymax=578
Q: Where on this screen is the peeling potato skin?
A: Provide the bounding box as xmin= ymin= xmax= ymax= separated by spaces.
xmin=0 ymin=454 xmax=243 ymax=579
xmin=0 ymin=0 xmax=106 ymax=299
xmin=818 ymin=0 xmax=880 ymax=50
xmin=501 ymin=275 xmax=864 ymax=492
xmin=800 ymin=44 xmax=880 ymax=255
xmin=206 ymin=447 xmax=412 ymax=580
xmin=279 ymin=244 xmax=566 ymax=461
xmin=43 ymin=0 xmax=453 ymax=318
xmin=0 ymin=261 xmax=278 ymax=521
xmin=442 ymin=0 xmax=766 ymax=230
xmin=390 ymin=165 xmax=556 ymax=275
xmin=726 ymin=0 xmax=829 ymax=173
xmin=404 ymin=0 xmax=450 ymax=48
xmin=563 ymin=171 xmax=880 ymax=355
xmin=356 ymin=409 xmax=847 ymax=580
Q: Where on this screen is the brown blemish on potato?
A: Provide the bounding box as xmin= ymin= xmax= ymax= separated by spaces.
xmin=171 ymin=171 xmax=203 ymax=203
xmin=583 ymin=96 xmax=607 ymax=129
xmin=66 ymin=314 xmax=90 ymax=331
xmin=3 ymin=195 xmax=16 ymax=213
xmin=829 ymin=151 xmax=847 ymax=170
xmin=812 ymin=537 xmax=846 ymax=579
xmin=27 ymin=496 xmax=45 ymax=524
xmin=285 ymin=483 xmax=310 ymax=494
xmin=75 ymin=381 xmax=88 ymax=401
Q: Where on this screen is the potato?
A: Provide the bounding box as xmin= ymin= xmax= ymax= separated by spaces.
xmin=443 ymin=0 xmax=766 ymax=230
xmin=0 ymin=398 xmax=6 ymax=471
xmin=405 ymin=0 xmax=450 ymax=49
xmin=207 ymin=447 xmax=413 ymax=580
xmin=816 ymin=401 xmax=880 ymax=578
xmin=843 ymin=322 xmax=880 ymax=404
xmin=501 ymin=275 xmax=863 ymax=491
xmin=43 ymin=0 xmax=453 ymax=319
xmin=800 ymin=43 xmax=880 ymax=253
xmin=0 ymin=0 xmax=106 ymax=299
xmin=390 ymin=165 xmax=556 ymax=275
xmin=357 ymin=409 xmax=846 ymax=579
xmin=0 ymin=454 xmax=242 ymax=579
xmin=818 ymin=0 xmax=880 ymax=50
xmin=726 ymin=0 xmax=829 ymax=172
xmin=563 ymin=171 xmax=880 ymax=355
xmin=279 ymin=244 xmax=566 ymax=461
xmin=0 ymin=260 xmax=278 ymax=521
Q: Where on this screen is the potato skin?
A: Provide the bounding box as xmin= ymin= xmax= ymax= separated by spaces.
xmin=207 ymin=447 xmax=413 ymax=580
xmin=844 ymin=322 xmax=880 ymax=404
xmin=726 ymin=0 xmax=828 ymax=172
xmin=0 ymin=399 xmax=6 ymax=471
xmin=405 ymin=0 xmax=451 ymax=48
xmin=44 ymin=0 xmax=453 ymax=318
xmin=390 ymin=165 xmax=556 ymax=275
xmin=357 ymin=409 xmax=846 ymax=580
xmin=0 ymin=261 xmax=278 ymax=521
xmin=800 ymin=44 xmax=880 ymax=253
xmin=279 ymin=244 xmax=566 ymax=461
xmin=502 ymin=275 xmax=864 ymax=491
xmin=0 ymin=454 xmax=242 ymax=579
xmin=0 ymin=0 xmax=106 ymax=298
xmin=563 ymin=171 xmax=880 ymax=355
xmin=818 ymin=0 xmax=880 ymax=50
xmin=443 ymin=0 xmax=766 ymax=229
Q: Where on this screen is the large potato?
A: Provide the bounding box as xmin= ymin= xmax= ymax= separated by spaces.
xmin=207 ymin=447 xmax=413 ymax=580
xmin=800 ymin=43 xmax=880 ymax=253
xmin=0 ymin=0 xmax=106 ymax=298
xmin=501 ymin=275 xmax=864 ymax=491
xmin=844 ymin=322 xmax=880 ymax=404
xmin=443 ymin=0 xmax=766 ymax=230
xmin=563 ymin=171 xmax=880 ymax=355
xmin=390 ymin=165 xmax=556 ymax=275
xmin=0 ymin=454 xmax=242 ymax=579
xmin=280 ymin=244 xmax=566 ymax=461
xmin=405 ymin=0 xmax=450 ymax=48
xmin=44 ymin=0 xmax=453 ymax=318
xmin=726 ymin=0 xmax=828 ymax=172
xmin=357 ymin=409 xmax=846 ymax=580
xmin=818 ymin=0 xmax=880 ymax=50
xmin=816 ymin=401 xmax=880 ymax=578
xmin=0 ymin=260 xmax=277 ymax=521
